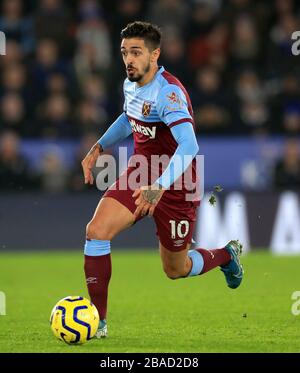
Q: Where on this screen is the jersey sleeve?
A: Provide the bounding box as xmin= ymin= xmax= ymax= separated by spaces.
xmin=156 ymin=84 xmax=193 ymax=127
xmin=155 ymin=122 xmax=199 ymax=189
xmin=97 ymin=112 xmax=132 ymax=150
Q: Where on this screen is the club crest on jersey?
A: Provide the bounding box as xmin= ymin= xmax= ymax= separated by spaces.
xmin=142 ymin=101 xmax=152 ymax=117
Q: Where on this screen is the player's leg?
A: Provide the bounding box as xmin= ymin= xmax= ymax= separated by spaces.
xmin=155 ymin=200 xmax=243 ymax=287
xmin=159 ymin=242 xmax=191 ymax=279
xmin=84 ymin=196 xmax=135 ymax=337
xmin=159 ymin=240 xmax=243 ymax=286
xmin=86 ymin=196 xmax=134 ymax=240
xmin=154 ymin=199 xmax=197 ymax=278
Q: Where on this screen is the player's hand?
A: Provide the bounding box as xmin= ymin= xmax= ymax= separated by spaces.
xmin=132 ymin=184 xmax=165 ymax=219
xmin=81 ymin=143 xmax=102 ymax=185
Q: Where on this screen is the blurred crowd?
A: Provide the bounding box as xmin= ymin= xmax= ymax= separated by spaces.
xmin=0 ymin=0 xmax=300 ymax=192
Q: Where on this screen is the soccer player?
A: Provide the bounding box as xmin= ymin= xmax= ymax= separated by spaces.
xmin=81 ymin=22 xmax=244 ymax=338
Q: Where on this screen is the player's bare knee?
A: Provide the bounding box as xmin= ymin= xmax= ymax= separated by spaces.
xmin=165 ymin=271 xmax=181 ymax=280
xmin=163 ymin=266 xmax=183 ymax=280
xmin=86 ymin=220 xmax=113 ymax=241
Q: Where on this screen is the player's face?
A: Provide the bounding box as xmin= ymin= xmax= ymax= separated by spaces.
xmin=121 ymin=38 xmax=154 ymax=82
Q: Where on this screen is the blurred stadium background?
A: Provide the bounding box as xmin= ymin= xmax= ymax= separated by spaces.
xmin=0 ymin=0 xmax=299 ymax=254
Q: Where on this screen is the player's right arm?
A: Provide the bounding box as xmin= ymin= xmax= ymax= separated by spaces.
xmin=81 ymin=112 xmax=132 ymax=185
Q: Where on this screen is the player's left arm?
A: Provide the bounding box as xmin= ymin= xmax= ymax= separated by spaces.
xmin=133 ymin=85 xmax=199 ymax=218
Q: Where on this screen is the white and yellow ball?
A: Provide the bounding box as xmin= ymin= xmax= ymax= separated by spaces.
xmin=50 ymin=296 xmax=99 ymax=344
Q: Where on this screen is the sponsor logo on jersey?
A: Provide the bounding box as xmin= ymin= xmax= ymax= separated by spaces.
xmin=142 ymin=101 xmax=152 ymax=117
xmin=129 ymin=118 xmax=156 ymax=139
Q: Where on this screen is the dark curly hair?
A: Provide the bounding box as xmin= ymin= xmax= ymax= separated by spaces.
xmin=121 ymin=21 xmax=162 ymax=51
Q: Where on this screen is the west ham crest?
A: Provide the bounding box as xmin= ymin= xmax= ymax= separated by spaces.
xmin=142 ymin=101 xmax=151 ymax=117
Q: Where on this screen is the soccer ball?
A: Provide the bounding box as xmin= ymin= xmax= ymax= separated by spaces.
xmin=50 ymin=296 xmax=99 ymax=344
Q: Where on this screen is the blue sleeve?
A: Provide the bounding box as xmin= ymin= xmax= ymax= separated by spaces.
xmin=155 ymin=122 xmax=199 ymax=189
xmin=97 ymin=113 xmax=132 ymax=150
xmin=156 ymin=84 xmax=193 ymax=126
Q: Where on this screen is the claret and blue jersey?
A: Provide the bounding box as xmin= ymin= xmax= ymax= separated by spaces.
xmin=98 ymin=66 xmax=199 ymax=191
xmin=124 ymin=66 xmax=195 ymax=159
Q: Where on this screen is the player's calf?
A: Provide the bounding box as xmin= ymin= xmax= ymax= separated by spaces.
xmin=84 ymin=197 xmax=135 ymax=334
xmin=159 ymin=240 xmax=243 ymax=288
xmin=84 ymin=246 xmax=112 ymax=322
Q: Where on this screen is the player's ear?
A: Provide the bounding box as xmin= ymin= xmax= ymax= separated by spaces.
xmin=151 ymin=48 xmax=160 ymax=63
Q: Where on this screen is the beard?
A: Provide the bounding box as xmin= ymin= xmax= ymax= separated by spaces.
xmin=127 ymin=62 xmax=151 ymax=82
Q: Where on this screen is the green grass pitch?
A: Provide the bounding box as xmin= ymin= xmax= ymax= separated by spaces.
xmin=0 ymin=250 xmax=299 ymax=352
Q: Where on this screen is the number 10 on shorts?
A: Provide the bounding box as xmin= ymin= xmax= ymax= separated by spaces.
xmin=169 ymin=220 xmax=190 ymax=239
